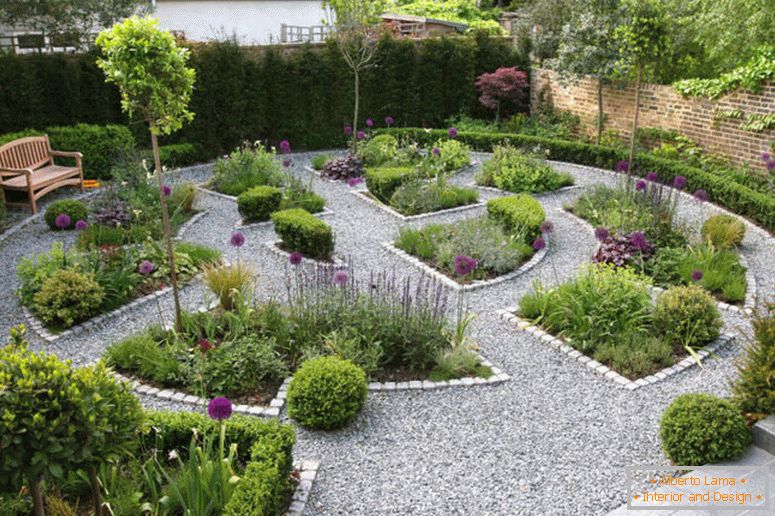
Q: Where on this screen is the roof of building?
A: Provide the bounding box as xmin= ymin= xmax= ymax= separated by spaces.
xmin=380 ymin=13 xmax=468 ymax=33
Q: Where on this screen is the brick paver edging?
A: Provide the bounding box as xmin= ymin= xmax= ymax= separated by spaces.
xmin=563 ymin=207 xmax=757 ymax=315
xmin=288 ymin=460 xmax=321 ymax=516
xmin=264 ymin=240 xmax=349 ymax=269
xmin=496 ymin=307 xmax=735 ymax=391
xmin=350 ymin=190 xmax=486 ymax=222
xmin=381 ymin=235 xmax=548 ymax=292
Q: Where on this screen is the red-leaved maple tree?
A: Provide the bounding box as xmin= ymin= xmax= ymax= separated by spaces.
xmin=475 ymin=67 xmax=529 ymax=124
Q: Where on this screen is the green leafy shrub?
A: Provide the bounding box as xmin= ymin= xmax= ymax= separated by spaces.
xmin=701 ymin=214 xmax=746 ymax=249
xmin=211 ymin=143 xmax=284 ymax=196
xmin=479 ymin=145 xmax=573 ymax=193
xmin=33 ymin=268 xmax=104 ymax=327
xmin=358 ymin=134 xmax=399 ymax=166
xmin=310 ymin=154 xmax=331 ymax=170
xmin=286 ymin=356 xmax=367 ymax=430
xmin=279 ymin=178 xmax=325 ymax=213
xmin=593 ymin=333 xmax=672 ymax=379
xmin=364 ymin=166 xmax=414 ymax=203
xmin=676 ymin=244 xmax=747 ymax=303
xmin=46 ymin=124 xmax=135 ymax=179
xmin=486 ymin=194 xmax=545 ymax=236
xmin=432 ymin=139 xmax=472 ymax=171
xmin=652 ymin=285 xmax=722 ymax=349
xmin=44 ymin=199 xmax=88 ymax=230
xmin=389 ymin=178 xmax=479 ymax=215
xmin=733 ymin=301 xmax=775 ymax=417
xmin=158 ymin=142 xmax=203 ymax=167
xmin=271 ymin=208 xmax=334 ymax=260
xmin=105 ymin=333 xmax=187 ymax=385
xmin=660 ymin=393 xmax=751 ymax=465
xmin=237 ymin=185 xmax=283 ymax=222
xmin=203 ymin=336 xmax=288 ymax=397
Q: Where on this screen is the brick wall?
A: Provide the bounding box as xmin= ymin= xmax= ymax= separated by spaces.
xmin=530 ymin=68 xmax=775 ymax=171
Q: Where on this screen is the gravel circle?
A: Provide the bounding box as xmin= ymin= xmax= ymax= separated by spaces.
xmin=1 ymin=151 xmax=773 ymax=515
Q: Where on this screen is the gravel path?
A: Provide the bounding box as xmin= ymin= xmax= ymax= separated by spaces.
xmin=1 ymin=152 xmax=772 ymax=515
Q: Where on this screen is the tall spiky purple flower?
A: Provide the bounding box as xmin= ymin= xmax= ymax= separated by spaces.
xmin=635 ymin=179 xmax=647 ymax=191
xmin=672 ymin=175 xmax=687 ymax=189
xmin=645 ymin=172 xmax=659 ymax=182
xmin=162 ymin=185 xmax=172 ymax=197
xmin=385 ymin=116 xmax=394 ymax=127
xmin=333 ymin=270 xmax=349 ymax=286
xmin=289 ymin=251 xmax=303 ymax=266
xmin=207 ymin=397 xmax=233 ymax=421
xmin=230 ymin=232 xmax=246 ymax=247
xmin=454 ymin=255 xmax=478 ymax=277
xmin=365 ymin=118 xmax=374 ymax=128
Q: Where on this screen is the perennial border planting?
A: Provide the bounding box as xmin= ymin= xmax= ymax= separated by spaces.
xmin=350 ymin=189 xmax=487 ymax=222
xmin=495 ymin=307 xmax=736 ymax=390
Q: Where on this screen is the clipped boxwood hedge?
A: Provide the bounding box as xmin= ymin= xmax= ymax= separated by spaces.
xmin=486 ymin=194 xmax=545 ymax=237
xmin=271 ymin=208 xmax=334 ymax=260
xmin=238 ymin=185 xmax=283 ymax=222
xmin=364 ymin=167 xmax=414 ymax=203
xmin=157 ymin=142 xmax=203 ymax=168
xmin=377 ymin=128 xmax=775 ymax=233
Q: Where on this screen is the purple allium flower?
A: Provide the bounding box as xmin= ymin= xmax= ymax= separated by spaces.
xmin=356 ymin=131 xmax=366 ymax=141
xmin=75 ymin=219 xmax=88 ymax=231
xmin=672 ymin=175 xmax=687 ymax=189
xmin=431 ymin=147 xmax=441 ymax=156
xmin=691 ymin=269 xmax=704 ymax=282
xmin=230 ymin=232 xmax=246 ymax=247
xmin=594 ymin=227 xmax=610 ymax=242
xmin=162 ymin=185 xmax=172 ymax=197
xmin=207 ymin=397 xmax=233 ymax=421
xmin=693 ymin=189 xmax=709 ymax=202
xmin=365 ymin=118 xmax=374 ymax=127
xmin=344 ymin=126 xmax=353 ymax=136
xmin=540 ymin=220 xmax=555 ymax=234
xmin=645 ymin=172 xmax=659 ymax=182
xmin=55 ymin=213 xmax=71 ymax=229
xmin=532 ymin=236 xmax=546 ymax=251
xmin=332 ymin=270 xmax=348 ymax=286
xmin=279 ymin=140 xmax=291 ymax=154
xmin=615 ymin=160 xmax=630 ymax=173
xmin=454 ymin=255 xmax=478 ymax=277
xmin=767 ymin=160 xmax=775 ymax=171
xmin=289 ymin=251 xmax=303 ymax=266
xmin=635 ymin=179 xmax=647 ymax=191
xmin=282 ymin=159 xmax=292 ymax=168
xmin=347 ymin=176 xmax=364 ymax=187
xmin=761 ymin=152 xmax=770 ymax=162
xmin=385 ymin=116 xmax=394 ymax=127
xmin=138 ymin=260 xmax=155 ymax=275
xmin=448 ymin=127 xmax=458 ymax=138
xmin=628 ymin=231 xmax=648 ymax=251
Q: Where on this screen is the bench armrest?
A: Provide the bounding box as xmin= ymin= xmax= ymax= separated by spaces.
xmin=50 ymin=150 xmax=83 ymax=159
xmin=0 ymin=167 xmax=33 ymax=183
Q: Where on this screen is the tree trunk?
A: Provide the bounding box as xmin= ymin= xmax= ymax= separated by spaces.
xmin=495 ymin=100 xmax=501 ymax=125
xmin=596 ymin=79 xmax=604 ymax=145
xmin=627 ymin=64 xmax=643 ymax=180
xmin=89 ymin=466 xmax=101 ymax=516
xmin=30 ymin=479 xmax=44 ymax=516
xmin=150 ymin=127 xmax=183 ymax=331
xmin=352 ymin=69 xmax=360 ymax=150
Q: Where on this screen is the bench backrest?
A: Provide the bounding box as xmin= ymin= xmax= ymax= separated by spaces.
xmin=0 ymin=136 xmax=52 ymax=171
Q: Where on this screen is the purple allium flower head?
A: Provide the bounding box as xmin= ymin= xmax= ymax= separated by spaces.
xmin=55 ymin=213 xmax=71 ymax=229
xmin=540 ymin=220 xmax=555 ymax=234
xmin=279 ymin=140 xmax=291 ymax=154
xmin=635 ymin=179 xmax=647 ymax=191
xmin=594 ymin=227 xmax=610 ymax=242
xmin=230 ymin=232 xmax=246 ymax=247
xmin=162 ymin=185 xmax=172 ymax=197
xmin=344 ymin=126 xmax=353 ymax=136
xmin=448 ymin=127 xmax=458 ymax=138
xmin=768 ymin=160 xmax=775 ymax=171
xmin=672 ymin=175 xmax=687 ymax=189
xmin=75 ymin=219 xmax=88 ymax=231
xmin=691 ymin=269 xmax=704 ymax=282
xmin=385 ymin=116 xmax=394 ymax=127
xmin=615 ymin=160 xmax=630 ymax=173
xmin=282 ymin=159 xmax=292 ymax=168
xmin=366 ymin=118 xmax=374 ymax=128
xmin=628 ymin=231 xmax=648 ymax=251
xmin=761 ymin=152 xmax=770 ymax=162
xmin=138 ymin=260 xmax=155 ymax=275
xmin=645 ymin=172 xmax=659 ymax=182
xmin=431 ymin=147 xmax=441 ymax=156
xmin=347 ymin=176 xmax=364 ymax=187
xmin=356 ymin=131 xmax=366 ymax=141
xmin=207 ymin=397 xmax=233 ymax=421
xmin=693 ymin=189 xmax=709 ymax=202
xmin=454 ymin=255 xmax=478 ymax=277
xmin=332 ymin=270 xmax=348 ymax=286
xmin=289 ymin=251 xmax=303 ymax=266
xmin=532 ymin=236 xmax=546 ymax=251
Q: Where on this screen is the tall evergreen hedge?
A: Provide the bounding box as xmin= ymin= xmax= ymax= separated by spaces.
xmin=0 ymin=34 xmax=525 ymax=158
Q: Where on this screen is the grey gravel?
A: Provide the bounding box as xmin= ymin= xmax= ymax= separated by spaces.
xmin=1 ymin=152 xmax=773 ymax=515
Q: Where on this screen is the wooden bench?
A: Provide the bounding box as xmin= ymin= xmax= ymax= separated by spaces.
xmin=0 ymin=135 xmax=84 ymax=213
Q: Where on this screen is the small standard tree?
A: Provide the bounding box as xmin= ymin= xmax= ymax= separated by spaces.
xmin=96 ymin=16 xmax=195 ymax=330
xmin=614 ymin=0 xmax=669 ymax=174
xmin=549 ymin=0 xmax=621 ymax=145
xmin=475 ymin=67 xmax=529 ymax=124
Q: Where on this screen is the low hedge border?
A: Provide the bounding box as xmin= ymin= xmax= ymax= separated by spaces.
xmin=376 ymin=128 xmax=775 ymax=233
xmin=235 ymin=207 xmax=334 ymax=230
xmin=271 ymin=209 xmax=334 ymax=260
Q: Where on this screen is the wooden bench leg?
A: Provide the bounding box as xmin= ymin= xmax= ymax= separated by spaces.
xmin=28 ymin=187 xmax=37 ymax=214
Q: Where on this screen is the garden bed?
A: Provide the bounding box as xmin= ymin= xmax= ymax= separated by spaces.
xmin=351 ymin=189 xmax=486 ymax=221
xmin=265 ymin=240 xmax=349 ymax=269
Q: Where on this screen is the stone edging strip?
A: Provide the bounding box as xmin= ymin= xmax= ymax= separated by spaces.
xmin=381 ymin=236 xmax=548 ymax=292
xmin=264 ymin=240 xmax=349 ymax=269
xmin=350 ymin=190 xmax=486 ymax=222
xmin=196 ymin=184 xmax=237 ymax=202
xmin=174 ymin=208 xmax=212 ymax=240
xmin=365 ymin=352 xmax=509 ymax=390
xmin=496 ymin=307 xmax=735 ymax=391
xmin=235 ymin=206 xmax=335 ymax=230
xmin=563 ymin=207 xmax=757 ymax=315
xmin=288 ymin=460 xmax=321 ymax=516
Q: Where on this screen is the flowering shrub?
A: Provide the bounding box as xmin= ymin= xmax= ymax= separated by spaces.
xmin=321 ymin=153 xmax=364 ymax=180
xmin=44 ymin=199 xmax=88 ymax=231
xmin=477 ymin=145 xmax=573 ymax=193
